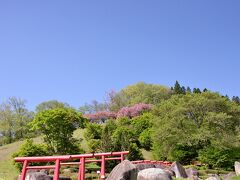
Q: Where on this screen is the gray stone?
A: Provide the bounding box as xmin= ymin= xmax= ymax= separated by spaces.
xmin=25 ymin=172 xmax=52 ymax=180
xmin=185 ymin=168 xmax=198 ymax=177
xmin=235 ymin=161 xmax=240 ymax=176
xmin=135 ymin=163 xmax=156 ymax=171
xmin=188 ymin=175 xmax=200 ymax=180
xmin=106 ymin=160 xmax=138 ymax=180
xmin=170 ymin=161 xmax=188 ymax=178
xmin=223 ymin=172 xmax=236 ymax=180
xmin=154 ymin=164 xmax=168 ymax=170
xmin=137 ymin=168 xmax=172 ymax=180
xmin=205 ymin=174 xmax=221 ymax=180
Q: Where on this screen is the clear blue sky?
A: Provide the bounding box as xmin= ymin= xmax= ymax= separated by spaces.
xmin=0 ymin=0 xmax=240 ymax=110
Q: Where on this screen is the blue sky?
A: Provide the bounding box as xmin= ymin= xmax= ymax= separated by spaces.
xmin=0 ymin=0 xmax=240 ymax=110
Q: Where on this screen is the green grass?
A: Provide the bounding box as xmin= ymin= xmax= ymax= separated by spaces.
xmin=141 ymin=149 xmax=153 ymax=160
xmin=73 ymin=128 xmax=89 ymax=152
xmin=0 ymin=128 xmax=154 ymax=180
xmin=232 ymin=176 xmax=240 ymax=180
xmin=0 ymin=137 xmax=42 ymax=180
xmin=0 ymin=129 xmax=88 ymax=180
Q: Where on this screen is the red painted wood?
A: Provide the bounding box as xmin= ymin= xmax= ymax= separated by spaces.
xmin=100 ymin=156 xmax=106 ymax=180
xmin=27 ymin=165 xmax=55 ymax=169
xmin=53 ymin=159 xmax=60 ymax=180
xmin=20 ymin=160 xmax=28 ymax=180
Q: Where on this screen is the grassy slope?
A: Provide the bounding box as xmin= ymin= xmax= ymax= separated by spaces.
xmin=0 ymin=129 xmax=90 ymax=180
xmin=0 ymin=137 xmax=42 ymax=180
xmin=0 ymin=128 xmax=153 ymax=180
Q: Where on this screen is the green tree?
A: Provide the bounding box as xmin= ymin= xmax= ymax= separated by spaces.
xmin=232 ymin=96 xmax=240 ymax=104
xmin=35 ymin=100 xmax=70 ymax=112
xmin=193 ymin=88 xmax=201 ymax=94
xmin=0 ymin=97 xmax=33 ymax=145
xmin=79 ymin=100 xmax=108 ymax=114
xmin=173 ymin=81 xmax=186 ymax=94
xmin=152 ymin=92 xmax=240 ymax=167
xmin=108 ymin=82 xmax=171 ymax=111
xmin=30 ymin=108 xmax=86 ymax=154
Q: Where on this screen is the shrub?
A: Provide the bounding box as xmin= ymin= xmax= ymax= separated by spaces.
xmin=12 ymin=139 xmax=50 ymax=171
xmin=198 ymin=146 xmax=240 ymax=169
xmin=139 ymin=129 xmax=152 ymax=150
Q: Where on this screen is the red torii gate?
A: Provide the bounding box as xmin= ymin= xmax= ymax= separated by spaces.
xmin=14 ymin=151 xmax=129 ymax=180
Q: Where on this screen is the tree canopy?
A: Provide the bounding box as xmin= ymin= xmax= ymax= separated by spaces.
xmin=30 ymin=108 xmax=86 ymax=154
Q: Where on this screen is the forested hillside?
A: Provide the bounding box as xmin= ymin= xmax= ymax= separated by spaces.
xmin=1 ymin=81 xmax=240 ymax=172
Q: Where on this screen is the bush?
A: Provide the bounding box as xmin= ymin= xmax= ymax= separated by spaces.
xmin=198 ymin=146 xmax=240 ymax=169
xmin=127 ymin=143 xmax=144 ymax=161
xmin=168 ymin=144 xmax=198 ymax=165
xmin=139 ymin=129 xmax=152 ymax=150
xmin=12 ymin=139 xmax=50 ymax=171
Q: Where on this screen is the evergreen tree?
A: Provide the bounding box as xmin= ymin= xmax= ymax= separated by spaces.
xmin=181 ymin=86 xmax=186 ymax=94
xmin=203 ymin=88 xmax=208 ymax=92
xmin=232 ymin=96 xmax=240 ymax=104
xmin=186 ymin=87 xmax=192 ymax=93
xmin=193 ymin=88 xmax=201 ymax=94
xmin=173 ymin=81 xmax=182 ymax=94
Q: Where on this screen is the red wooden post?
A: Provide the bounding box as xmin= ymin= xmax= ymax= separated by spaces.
xmin=20 ymin=160 xmax=28 ymax=180
xmin=80 ymin=157 xmax=85 ymax=180
xmin=100 ymin=155 xmax=106 ymax=180
xmin=121 ymin=153 xmax=124 ymax=162
xmin=53 ymin=159 xmax=60 ymax=180
xmin=77 ymin=158 xmax=81 ymax=180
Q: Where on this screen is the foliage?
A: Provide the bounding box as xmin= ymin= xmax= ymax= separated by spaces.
xmin=79 ymin=100 xmax=108 ymax=114
xmin=173 ymin=81 xmax=186 ymax=94
xmin=198 ymin=146 xmax=240 ymax=169
xmin=35 ymin=100 xmax=70 ymax=112
xmin=107 ymin=82 xmax=171 ymax=111
xmin=12 ymin=139 xmax=49 ymax=171
xmin=84 ymin=117 xmax=144 ymax=160
xmin=232 ymin=96 xmax=240 ymax=104
xmin=138 ymin=129 xmax=152 ymax=150
xmin=152 ymin=92 xmax=240 ymax=168
xmin=84 ymin=123 xmax=102 ymax=140
xmin=0 ymin=97 xmax=33 ymax=145
xmin=83 ymin=103 xmax=152 ymax=123
xmin=30 ymin=108 xmax=86 ymax=154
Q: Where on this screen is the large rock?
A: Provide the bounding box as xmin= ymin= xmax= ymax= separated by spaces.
xmin=205 ymin=174 xmax=221 ymax=180
xmin=185 ymin=168 xmax=198 ymax=177
xmin=24 ymin=172 xmax=52 ymax=180
xmin=19 ymin=172 xmax=72 ymax=180
xmin=235 ymin=161 xmax=240 ymax=176
xmin=170 ymin=161 xmax=187 ymax=178
xmin=154 ymin=164 xmax=168 ymax=170
xmin=106 ymin=160 xmax=138 ymax=180
xmin=135 ymin=163 xmax=156 ymax=171
xmin=137 ymin=168 xmax=172 ymax=180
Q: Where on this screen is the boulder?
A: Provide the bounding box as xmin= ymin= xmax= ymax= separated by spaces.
xmin=137 ymin=168 xmax=172 ymax=180
xmin=185 ymin=168 xmax=198 ymax=177
xmin=205 ymin=174 xmax=221 ymax=180
xmin=106 ymin=160 xmax=138 ymax=180
xmin=24 ymin=172 xmax=52 ymax=180
xmin=170 ymin=161 xmax=188 ymax=178
xmin=135 ymin=163 xmax=156 ymax=171
xmin=188 ymin=175 xmax=200 ymax=180
xmin=223 ymin=172 xmax=237 ymax=180
xmin=235 ymin=161 xmax=240 ymax=176
xmin=154 ymin=164 xmax=168 ymax=170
